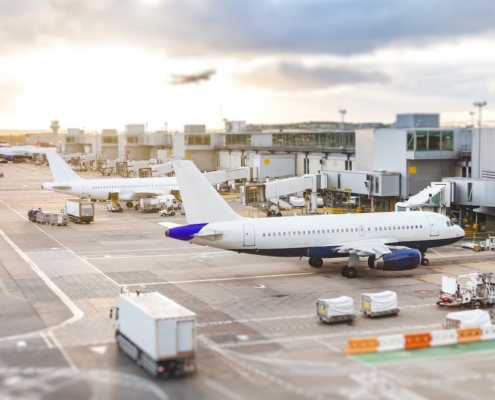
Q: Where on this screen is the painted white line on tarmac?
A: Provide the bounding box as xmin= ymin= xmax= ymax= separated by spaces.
xmin=204 ymin=379 xmax=245 ymax=400
xmin=133 ymin=272 xmax=318 ymax=287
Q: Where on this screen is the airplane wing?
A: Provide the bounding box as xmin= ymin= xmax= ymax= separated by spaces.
xmin=131 ymin=190 xmax=168 ymax=198
xmin=331 ymin=238 xmax=408 ymax=259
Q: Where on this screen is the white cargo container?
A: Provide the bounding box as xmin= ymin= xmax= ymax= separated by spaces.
xmin=65 ymin=199 xmax=95 ymax=223
xmin=361 ymin=290 xmax=400 ymax=318
xmin=114 ymin=291 xmax=197 ymax=378
xmin=50 ymin=213 xmax=69 ymax=226
xmin=317 ymin=296 xmax=355 ymax=324
xmin=445 ymin=309 xmax=492 ymax=329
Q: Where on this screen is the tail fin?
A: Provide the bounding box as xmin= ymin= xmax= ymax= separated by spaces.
xmin=46 ymin=151 xmax=82 ymax=182
xmin=172 ymin=160 xmax=242 ymax=224
xmin=34 ymin=140 xmax=41 ymax=147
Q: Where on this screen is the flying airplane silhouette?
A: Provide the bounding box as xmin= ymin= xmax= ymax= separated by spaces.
xmin=170 ymin=70 xmax=216 ymax=84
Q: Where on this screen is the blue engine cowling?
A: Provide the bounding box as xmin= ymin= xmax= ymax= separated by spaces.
xmin=370 ymin=249 xmax=421 ymax=271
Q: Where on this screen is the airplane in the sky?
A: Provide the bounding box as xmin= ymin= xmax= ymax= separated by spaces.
xmin=42 ymin=151 xmax=179 ymax=208
xmin=170 ymin=70 xmax=216 ymax=84
xmin=164 ymin=160 xmax=465 ymax=278
xmin=0 ymin=140 xmax=47 ymax=162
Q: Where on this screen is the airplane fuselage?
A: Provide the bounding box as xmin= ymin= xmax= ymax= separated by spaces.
xmin=167 ymin=211 xmax=464 ymax=258
xmin=42 ymin=177 xmax=179 ymax=201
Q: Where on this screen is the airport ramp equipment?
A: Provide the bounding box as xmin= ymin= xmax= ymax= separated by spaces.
xmin=395 ymin=182 xmax=454 ymax=213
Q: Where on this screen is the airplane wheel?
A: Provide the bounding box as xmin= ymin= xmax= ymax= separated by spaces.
xmin=421 ymin=258 xmax=429 ymax=266
xmin=308 ymin=258 xmax=314 ymax=267
xmin=474 ymin=300 xmax=481 ymax=309
xmin=341 ymin=266 xmax=348 ymax=277
xmin=170 ymin=212 xmax=175 ymax=216
xmin=126 ymin=201 xmax=134 ymax=208
xmin=276 ymin=212 xmax=282 ymax=217
xmin=368 ymin=255 xmax=375 ymax=269
xmin=313 ymin=258 xmax=323 ymax=268
xmin=345 ymin=267 xmax=357 ymax=279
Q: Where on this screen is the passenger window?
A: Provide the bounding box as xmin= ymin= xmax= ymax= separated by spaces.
xmin=346 ymin=229 xmax=349 ymax=233
xmin=268 ymin=233 xmax=271 ymax=236
xmin=263 ymin=233 xmax=265 ymax=237
xmin=368 ymin=227 xmax=370 ymax=231
xmin=380 ymin=227 xmax=382 ymax=230
xmin=332 ymin=229 xmax=334 ymax=233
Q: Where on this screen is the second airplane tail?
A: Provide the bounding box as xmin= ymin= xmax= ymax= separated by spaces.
xmin=46 ymin=151 xmax=82 ymax=182
xmin=172 ymin=160 xmax=242 ymax=224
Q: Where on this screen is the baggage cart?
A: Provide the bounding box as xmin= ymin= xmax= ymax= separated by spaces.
xmin=50 ymin=213 xmax=69 ymax=226
xmin=317 ymin=296 xmax=355 ymax=324
xmin=36 ymin=212 xmax=51 ymax=225
xmin=361 ymin=290 xmax=400 ymax=318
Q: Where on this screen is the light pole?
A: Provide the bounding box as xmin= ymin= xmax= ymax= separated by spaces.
xmin=338 ymin=109 xmax=346 ymax=148
xmin=473 ymin=101 xmax=487 ymax=178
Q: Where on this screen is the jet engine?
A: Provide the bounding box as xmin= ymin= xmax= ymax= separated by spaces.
xmin=368 ymin=249 xmax=421 ymax=271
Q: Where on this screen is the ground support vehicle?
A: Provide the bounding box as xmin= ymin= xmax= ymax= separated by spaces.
xmin=317 ymin=296 xmax=355 ymax=324
xmin=138 ymin=198 xmax=161 ymax=213
xmin=112 ymin=289 xmax=197 ymax=378
xmin=50 ymin=213 xmax=69 ymax=226
xmin=106 ymin=199 xmax=123 ymax=213
xmin=444 ymin=309 xmax=492 ymax=329
xmin=462 ymin=236 xmax=495 ymax=252
xmin=66 ymin=199 xmax=95 ymax=223
xmin=158 ymin=207 xmax=176 ymax=217
xmin=360 ymin=291 xmax=399 ymax=318
xmin=28 ymin=208 xmax=42 ymax=221
xmin=437 ymin=273 xmax=495 ymax=309
xmin=36 ymin=212 xmax=51 ymax=225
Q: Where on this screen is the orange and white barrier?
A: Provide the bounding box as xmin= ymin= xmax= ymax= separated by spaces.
xmin=344 ymin=324 xmax=495 ymax=354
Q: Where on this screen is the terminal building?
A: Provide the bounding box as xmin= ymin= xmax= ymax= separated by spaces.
xmin=31 ymin=113 xmax=494 ymax=229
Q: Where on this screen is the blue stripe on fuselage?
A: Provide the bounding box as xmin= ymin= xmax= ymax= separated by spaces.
xmin=224 ymin=236 xmax=463 ymax=258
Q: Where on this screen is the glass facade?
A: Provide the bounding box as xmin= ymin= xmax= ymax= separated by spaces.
xmin=226 ymin=134 xmax=251 ymax=146
xmin=186 ymin=134 xmax=211 ymax=145
xmin=102 ymin=136 xmax=118 ymax=144
xmin=271 ymin=132 xmax=355 ymax=148
xmin=406 ymin=130 xmax=454 ymax=151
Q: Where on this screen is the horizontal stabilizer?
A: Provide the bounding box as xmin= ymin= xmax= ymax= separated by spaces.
xmin=195 ymin=230 xmax=223 ymax=241
xmin=158 ymin=222 xmax=183 ymax=229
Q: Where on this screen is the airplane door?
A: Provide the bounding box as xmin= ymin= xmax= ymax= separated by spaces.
xmin=359 ymin=225 xmax=365 ymax=237
xmin=82 ymin=181 xmax=89 ymax=195
xmin=427 ymin=216 xmax=439 ymax=236
xmin=243 ymin=224 xmax=255 ymax=246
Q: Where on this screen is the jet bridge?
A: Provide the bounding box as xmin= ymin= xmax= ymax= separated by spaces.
xmin=241 ymin=174 xmax=328 ymax=214
xmin=395 ymin=182 xmax=455 ymax=214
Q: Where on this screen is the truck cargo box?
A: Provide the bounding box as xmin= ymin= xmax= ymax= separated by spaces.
xmin=65 ymin=199 xmax=95 ymax=223
xmin=115 ymin=291 xmax=197 ymax=377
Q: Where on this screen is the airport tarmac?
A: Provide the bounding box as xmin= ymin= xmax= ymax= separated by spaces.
xmin=1 ymin=162 xmax=495 ymax=400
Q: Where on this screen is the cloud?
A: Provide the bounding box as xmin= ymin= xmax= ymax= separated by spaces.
xmin=234 ymin=61 xmax=391 ymax=92
xmin=0 ymin=0 xmax=494 ymax=57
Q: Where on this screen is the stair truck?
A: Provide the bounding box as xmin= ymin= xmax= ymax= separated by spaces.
xmin=65 ymin=199 xmax=95 ymax=223
xmin=112 ymin=289 xmax=197 ymax=378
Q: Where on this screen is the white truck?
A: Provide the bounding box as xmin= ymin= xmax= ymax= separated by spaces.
xmin=65 ymin=199 xmax=95 ymax=223
xmin=138 ymin=198 xmax=162 ymax=213
xmin=113 ymin=290 xmax=197 ymax=378
xmin=360 ymin=290 xmax=400 ymax=318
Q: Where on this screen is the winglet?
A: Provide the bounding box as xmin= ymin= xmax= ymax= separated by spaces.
xmin=46 ymin=151 xmax=81 ymax=182
xmin=172 ymin=160 xmax=242 ymax=224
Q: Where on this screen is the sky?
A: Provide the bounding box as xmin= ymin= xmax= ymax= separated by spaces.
xmin=0 ymin=0 xmax=494 ymax=131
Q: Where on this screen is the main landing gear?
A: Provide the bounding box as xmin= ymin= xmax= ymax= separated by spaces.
xmin=340 ymin=266 xmax=357 ymax=279
xmin=308 ymin=257 xmax=323 ymax=268
xmin=420 ymin=249 xmax=429 ymax=266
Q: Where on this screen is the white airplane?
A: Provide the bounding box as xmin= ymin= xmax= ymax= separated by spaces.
xmin=164 ymin=160 xmax=465 ymax=278
xmin=42 ymin=151 xmax=179 ymax=208
xmin=0 ymin=140 xmax=48 ymax=162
